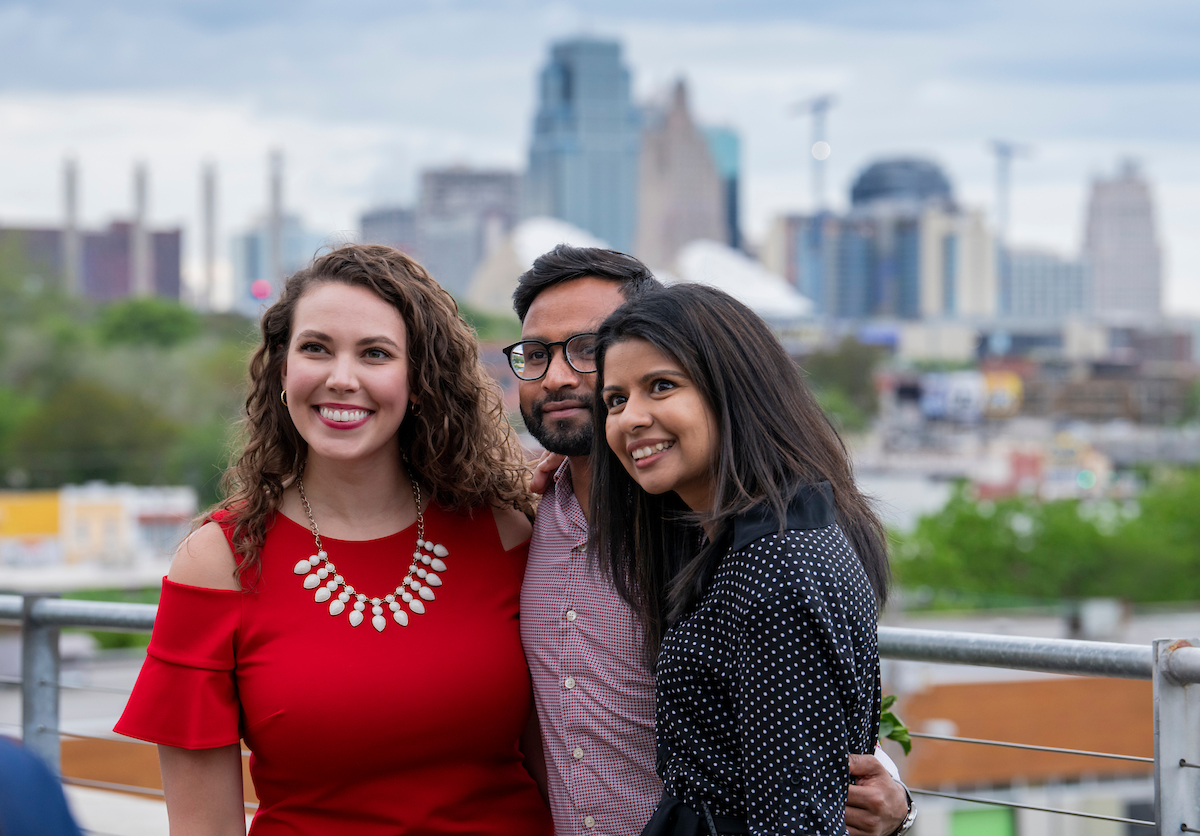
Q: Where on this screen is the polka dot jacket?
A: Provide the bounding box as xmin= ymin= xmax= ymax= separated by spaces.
xmin=653 ymin=482 xmax=881 ymax=835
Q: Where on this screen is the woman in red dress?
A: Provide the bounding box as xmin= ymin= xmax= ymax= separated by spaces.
xmin=115 ymin=245 xmax=551 ymax=835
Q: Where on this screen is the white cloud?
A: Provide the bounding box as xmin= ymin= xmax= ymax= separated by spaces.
xmin=0 ymin=2 xmax=1197 ymax=310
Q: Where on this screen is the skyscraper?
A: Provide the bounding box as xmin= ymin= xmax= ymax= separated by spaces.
xmin=1083 ymin=160 xmax=1162 ymax=319
xmin=416 ymin=167 xmax=517 ymax=298
xmin=703 ymin=125 xmax=742 ymax=250
xmin=635 ymin=79 xmax=725 ymax=270
xmin=524 ymin=38 xmax=641 ymax=253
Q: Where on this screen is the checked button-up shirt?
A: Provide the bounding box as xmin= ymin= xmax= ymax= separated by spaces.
xmin=520 ymin=459 xmax=661 ymax=836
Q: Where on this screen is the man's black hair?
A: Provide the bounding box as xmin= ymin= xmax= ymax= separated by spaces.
xmin=512 ymin=244 xmax=659 ymax=321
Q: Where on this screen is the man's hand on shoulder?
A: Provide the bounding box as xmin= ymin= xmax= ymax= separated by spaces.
xmin=845 ymin=753 xmax=910 ymax=836
xmin=529 ymin=452 xmax=566 ymax=496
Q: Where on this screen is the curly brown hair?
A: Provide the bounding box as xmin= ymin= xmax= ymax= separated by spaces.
xmin=211 ymin=244 xmax=533 ymax=584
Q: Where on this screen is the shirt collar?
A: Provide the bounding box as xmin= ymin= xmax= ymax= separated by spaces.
xmin=551 ymin=456 xmax=574 ymax=496
xmin=546 ymin=457 xmax=589 ymax=540
xmin=728 ymin=481 xmax=836 ymax=552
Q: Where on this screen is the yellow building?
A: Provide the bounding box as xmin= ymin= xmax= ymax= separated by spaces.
xmin=0 ymin=491 xmax=62 ymax=566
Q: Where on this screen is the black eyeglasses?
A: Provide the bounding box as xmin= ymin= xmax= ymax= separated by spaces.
xmin=502 ymin=333 xmax=599 ymax=381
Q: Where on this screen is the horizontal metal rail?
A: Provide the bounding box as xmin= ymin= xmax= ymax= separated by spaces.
xmin=909 ymin=731 xmax=1154 ymax=763
xmin=11 ymin=597 xmax=1196 ymax=681
xmin=0 ymin=594 xmax=156 ymax=631
xmin=877 ymin=626 xmax=1157 ymax=679
xmin=909 ymin=788 xmax=1155 ymax=827
xmin=55 ymin=682 xmax=135 ymax=695
xmin=0 ymin=594 xmax=19 ymax=621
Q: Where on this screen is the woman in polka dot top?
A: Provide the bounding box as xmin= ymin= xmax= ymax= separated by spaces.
xmin=591 ymin=284 xmax=889 ymax=836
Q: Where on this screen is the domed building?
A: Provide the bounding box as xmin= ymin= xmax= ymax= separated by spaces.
xmin=850 ymin=158 xmax=955 ymax=212
xmin=766 ymin=155 xmax=994 ymax=324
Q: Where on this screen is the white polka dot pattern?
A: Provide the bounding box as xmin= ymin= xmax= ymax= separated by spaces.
xmin=654 ymin=522 xmax=881 ymax=835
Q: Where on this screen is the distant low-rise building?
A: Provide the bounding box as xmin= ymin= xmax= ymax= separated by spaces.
xmin=1005 ymin=248 xmax=1090 ymax=319
xmin=1022 ymin=361 xmax=1190 ymax=425
xmin=0 ymin=483 xmax=196 ymax=570
xmin=0 ymin=223 xmax=183 ymax=301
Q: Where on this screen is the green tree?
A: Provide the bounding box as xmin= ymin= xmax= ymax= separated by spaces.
xmin=97 ymin=297 xmax=202 ymax=348
xmin=894 ymin=470 xmax=1200 ymax=606
xmin=458 ymin=302 xmax=522 ymax=344
xmin=12 ymin=380 xmax=180 ymax=487
xmin=815 ymin=387 xmax=868 ymax=433
xmin=166 ymin=418 xmax=236 ymax=507
xmin=802 ymin=337 xmax=885 ymax=417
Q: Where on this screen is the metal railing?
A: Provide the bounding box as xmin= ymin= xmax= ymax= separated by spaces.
xmin=2 ymin=594 xmax=1198 ymax=835
xmin=879 ymin=627 xmax=1200 ymax=835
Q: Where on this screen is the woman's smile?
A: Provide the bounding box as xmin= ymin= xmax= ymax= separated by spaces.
xmin=316 ymin=403 xmax=375 ymax=428
xmin=630 ymin=440 xmax=675 ymax=462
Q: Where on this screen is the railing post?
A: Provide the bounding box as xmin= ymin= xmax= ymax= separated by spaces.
xmin=20 ymin=593 xmax=61 ymax=775
xmin=1153 ymin=638 xmax=1200 ymax=836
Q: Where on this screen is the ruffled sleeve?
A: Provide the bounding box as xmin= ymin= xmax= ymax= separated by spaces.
xmin=114 ymin=577 xmax=242 ymax=749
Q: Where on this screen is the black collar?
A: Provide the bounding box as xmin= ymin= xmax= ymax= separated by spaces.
xmin=728 ymin=482 xmax=836 ymax=552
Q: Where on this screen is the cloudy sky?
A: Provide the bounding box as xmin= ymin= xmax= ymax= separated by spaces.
xmin=1 ymin=0 xmax=1197 ymax=310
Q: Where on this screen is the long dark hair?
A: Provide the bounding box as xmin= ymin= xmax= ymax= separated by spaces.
xmin=590 ymin=284 xmax=889 ymax=661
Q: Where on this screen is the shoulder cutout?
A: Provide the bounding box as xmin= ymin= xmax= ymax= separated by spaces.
xmin=167 ymin=522 xmax=241 ymax=591
xmin=491 ymin=505 xmax=533 ymax=552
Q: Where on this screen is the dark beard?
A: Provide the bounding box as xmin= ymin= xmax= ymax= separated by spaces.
xmin=521 ymin=399 xmax=595 ymax=457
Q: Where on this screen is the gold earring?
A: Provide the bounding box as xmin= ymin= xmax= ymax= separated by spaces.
xmin=410 ymin=402 xmax=422 ymax=417
xmin=281 ymin=390 xmax=288 ymax=406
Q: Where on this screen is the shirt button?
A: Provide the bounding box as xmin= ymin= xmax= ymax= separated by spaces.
xmin=573 ymin=544 xmax=586 ymax=553
xmin=584 ymin=815 xmax=595 ymax=828
xmin=566 ymin=609 xmax=577 ymax=622
xmin=564 ymin=676 xmax=576 ymax=689
xmin=573 ymin=746 xmax=584 ymax=759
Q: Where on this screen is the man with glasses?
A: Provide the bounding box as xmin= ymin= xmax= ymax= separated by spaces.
xmin=510 ymin=244 xmax=913 ymax=836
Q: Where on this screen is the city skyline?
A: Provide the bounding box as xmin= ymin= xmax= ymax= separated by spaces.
xmin=0 ymin=1 xmax=1196 ymax=311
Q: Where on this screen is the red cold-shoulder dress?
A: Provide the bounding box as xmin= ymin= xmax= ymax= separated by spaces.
xmin=115 ymin=504 xmax=551 ymax=836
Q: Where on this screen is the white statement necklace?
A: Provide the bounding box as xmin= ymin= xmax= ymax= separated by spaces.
xmin=291 ymin=472 xmax=448 ymax=632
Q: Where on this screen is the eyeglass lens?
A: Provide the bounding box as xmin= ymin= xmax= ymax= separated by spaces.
xmin=509 ymin=334 xmax=599 ymax=380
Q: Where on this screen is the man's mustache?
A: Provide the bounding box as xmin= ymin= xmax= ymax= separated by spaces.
xmin=536 ymin=396 xmax=592 ymax=411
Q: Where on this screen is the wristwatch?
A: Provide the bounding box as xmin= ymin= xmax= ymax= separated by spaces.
xmin=889 ymin=781 xmax=917 ymax=836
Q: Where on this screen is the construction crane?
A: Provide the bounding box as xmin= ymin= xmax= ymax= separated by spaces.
xmin=989 ymin=139 xmax=1032 ymax=245
xmin=792 ymin=94 xmax=837 ymax=212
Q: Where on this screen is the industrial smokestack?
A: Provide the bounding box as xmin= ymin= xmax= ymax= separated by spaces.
xmin=132 ymin=162 xmax=153 ymax=297
xmin=202 ymin=161 xmax=217 ymax=311
xmin=268 ymin=149 xmax=283 ymax=289
xmin=62 ymin=157 xmax=81 ymax=294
